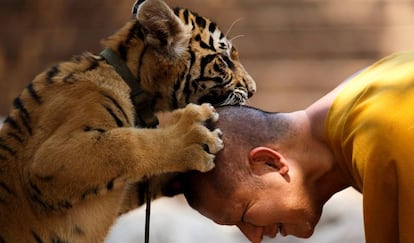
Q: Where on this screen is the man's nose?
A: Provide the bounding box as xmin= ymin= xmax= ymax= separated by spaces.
xmin=237 ymin=222 xmax=264 ymax=243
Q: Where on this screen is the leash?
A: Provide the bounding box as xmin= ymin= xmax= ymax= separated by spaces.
xmin=144 ymin=184 xmax=151 ymax=243
xmin=100 ymin=48 xmax=158 ymax=243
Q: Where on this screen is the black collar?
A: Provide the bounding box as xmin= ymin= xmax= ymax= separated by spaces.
xmin=100 ymin=48 xmax=159 ymax=128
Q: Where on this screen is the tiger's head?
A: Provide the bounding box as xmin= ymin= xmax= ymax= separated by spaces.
xmin=103 ymin=0 xmax=256 ymax=111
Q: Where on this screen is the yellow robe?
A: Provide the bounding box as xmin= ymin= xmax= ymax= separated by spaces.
xmin=326 ymin=52 xmax=414 ymax=243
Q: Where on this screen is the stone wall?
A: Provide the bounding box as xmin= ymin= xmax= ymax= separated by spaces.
xmin=2 ymin=0 xmax=414 ymax=114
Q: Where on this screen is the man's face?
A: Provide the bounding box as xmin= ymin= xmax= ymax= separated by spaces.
xmin=189 ymin=174 xmax=322 ymax=243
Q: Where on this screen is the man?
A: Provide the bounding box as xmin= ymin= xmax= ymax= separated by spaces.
xmin=182 ymin=51 xmax=414 ymax=243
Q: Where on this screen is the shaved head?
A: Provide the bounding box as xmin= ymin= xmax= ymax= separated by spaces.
xmin=183 ymin=105 xmax=291 ymax=207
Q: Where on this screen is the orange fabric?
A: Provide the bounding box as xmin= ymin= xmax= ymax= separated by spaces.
xmin=326 ymin=52 xmax=414 ymax=243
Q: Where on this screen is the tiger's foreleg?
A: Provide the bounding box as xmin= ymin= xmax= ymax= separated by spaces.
xmin=26 ymin=103 xmax=222 ymax=213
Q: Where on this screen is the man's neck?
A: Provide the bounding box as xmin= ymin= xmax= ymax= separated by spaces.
xmin=305 ymin=83 xmax=346 ymax=143
xmin=303 ymin=83 xmax=353 ymax=202
xmin=282 ymin=110 xmax=348 ymax=206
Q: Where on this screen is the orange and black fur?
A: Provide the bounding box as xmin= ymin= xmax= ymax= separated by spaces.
xmin=0 ymin=0 xmax=256 ymax=242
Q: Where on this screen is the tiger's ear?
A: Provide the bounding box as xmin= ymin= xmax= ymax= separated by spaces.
xmin=131 ymin=0 xmax=146 ymax=16
xmin=134 ymin=0 xmax=190 ymax=58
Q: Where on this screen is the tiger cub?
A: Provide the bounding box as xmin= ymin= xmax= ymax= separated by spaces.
xmin=0 ymin=0 xmax=256 ymax=242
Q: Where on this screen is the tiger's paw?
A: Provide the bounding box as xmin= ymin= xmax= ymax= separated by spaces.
xmin=166 ymin=103 xmax=223 ymax=172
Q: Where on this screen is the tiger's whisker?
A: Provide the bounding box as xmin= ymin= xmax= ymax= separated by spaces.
xmin=225 ymin=18 xmax=243 ymax=38
xmin=230 ymin=35 xmax=245 ymax=42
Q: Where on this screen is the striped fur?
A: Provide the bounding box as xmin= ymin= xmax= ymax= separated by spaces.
xmin=0 ymin=0 xmax=255 ymax=242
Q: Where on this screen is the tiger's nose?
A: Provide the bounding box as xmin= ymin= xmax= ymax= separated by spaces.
xmin=247 ymin=84 xmax=256 ymax=98
xmin=248 ymin=89 xmax=255 ymax=98
xmin=245 ymin=76 xmax=256 ymax=98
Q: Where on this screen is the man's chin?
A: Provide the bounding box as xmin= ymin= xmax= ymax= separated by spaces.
xmin=292 ymin=209 xmax=321 ymax=238
xmin=285 ymin=223 xmax=315 ymax=239
xmin=297 ymin=228 xmax=315 ymax=239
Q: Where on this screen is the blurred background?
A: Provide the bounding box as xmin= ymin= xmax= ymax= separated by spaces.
xmin=2 ymin=0 xmax=414 ymax=242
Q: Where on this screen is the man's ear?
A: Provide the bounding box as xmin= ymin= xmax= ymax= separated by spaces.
xmin=248 ymin=147 xmax=289 ymax=176
xmin=134 ymin=0 xmax=190 ymax=58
